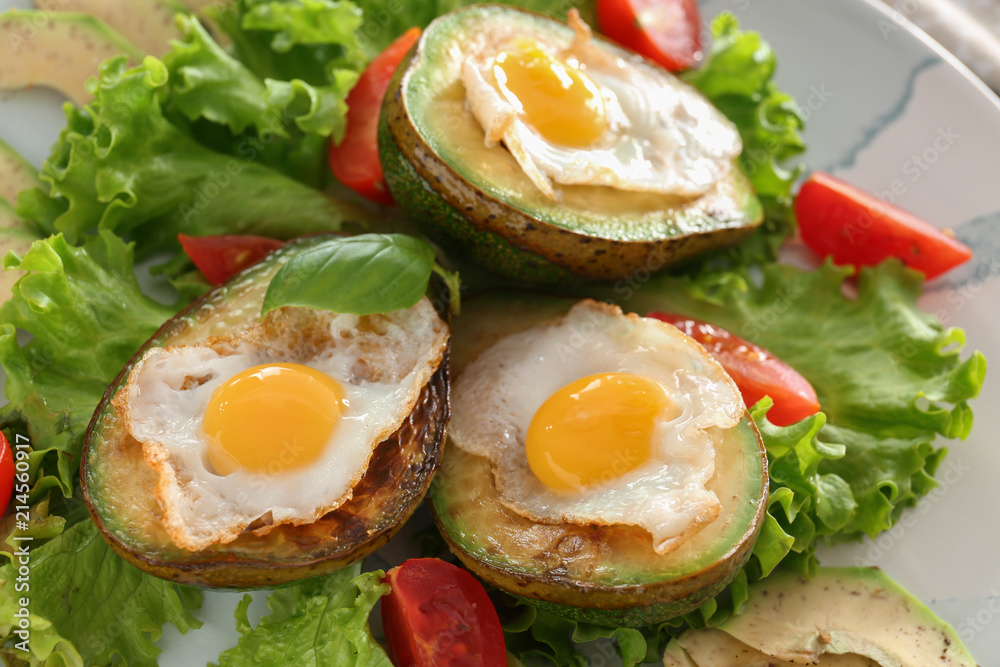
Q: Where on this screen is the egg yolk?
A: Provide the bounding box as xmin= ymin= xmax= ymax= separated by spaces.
xmin=493 ymin=39 xmax=608 ymax=147
xmin=526 ymin=373 xmax=673 ymax=492
xmin=203 ymin=363 xmax=344 ymax=476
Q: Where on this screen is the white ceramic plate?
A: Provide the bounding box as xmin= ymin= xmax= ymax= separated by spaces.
xmin=2 ymin=0 xmax=999 ymax=663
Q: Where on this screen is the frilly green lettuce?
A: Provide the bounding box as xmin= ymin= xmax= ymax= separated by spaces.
xmin=0 ymin=232 xmax=174 ymax=500
xmin=214 ymin=563 xmax=391 ymax=666
xmin=0 ymin=520 xmax=201 ymax=667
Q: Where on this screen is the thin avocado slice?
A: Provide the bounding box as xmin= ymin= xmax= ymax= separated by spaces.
xmin=0 ymin=10 xmax=142 ymax=105
xmin=0 ymin=136 xmax=41 ymax=208
xmin=663 ymin=627 xmax=881 ymax=666
xmin=34 ymin=0 xmax=187 ymax=57
xmin=429 ymin=291 xmax=768 ymax=627
xmin=380 ymin=5 xmax=763 ymax=284
xmin=664 ymin=567 xmax=977 ymax=666
xmin=81 ymin=235 xmax=450 ymax=588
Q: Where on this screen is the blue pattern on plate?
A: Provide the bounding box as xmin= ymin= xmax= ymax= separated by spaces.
xmin=823 ymin=56 xmax=943 ymax=173
xmin=936 ymin=210 xmax=1000 ymax=291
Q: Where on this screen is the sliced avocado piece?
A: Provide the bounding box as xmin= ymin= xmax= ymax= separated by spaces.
xmin=663 ymin=627 xmax=881 ymax=666
xmin=0 ymin=136 xmax=41 ymax=208
xmin=0 ymin=200 xmax=43 ymax=304
xmin=81 ymin=234 xmax=450 ymax=588
xmin=665 ymin=567 xmax=977 ymax=667
xmin=34 ymin=0 xmax=187 ymax=57
xmin=429 ymin=291 xmax=768 ymax=627
xmin=380 ymin=5 xmax=763 ymax=285
xmin=0 ymin=10 xmax=143 ymax=105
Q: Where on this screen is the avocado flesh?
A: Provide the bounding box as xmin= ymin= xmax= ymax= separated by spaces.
xmin=664 ymin=567 xmax=977 ymax=667
xmin=663 ymin=628 xmax=880 ymax=666
xmin=380 ymin=5 xmax=763 ymax=284
xmin=0 ymin=11 xmax=142 ymax=105
xmin=34 ymin=0 xmax=187 ymax=57
xmin=81 ymin=235 xmax=450 ymax=589
xmin=0 ymin=137 xmax=40 ymax=208
xmin=429 ymin=291 xmax=768 ymax=627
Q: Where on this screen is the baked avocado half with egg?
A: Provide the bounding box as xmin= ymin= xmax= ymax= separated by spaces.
xmin=430 ymin=292 xmax=768 ymax=627
xmin=81 ymin=235 xmax=451 ymax=588
xmin=379 ymin=5 xmax=763 ymax=284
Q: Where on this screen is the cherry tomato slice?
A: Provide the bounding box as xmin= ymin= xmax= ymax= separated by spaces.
xmin=381 ymin=558 xmax=506 ymax=667
xmin=178 ymin=233 xmax=285 ymax=286
xmin=597 ymin=0 xmax=702 ymax=72
xmin=0 ymin=432 xmax=14 ymax=517
xmin=648 ymin=313 xmax=820 ymax=426
xmin=796 ymin=171 xmax=972 ymax=280
xmin=329 ymin=27 xmax=422 ymax=205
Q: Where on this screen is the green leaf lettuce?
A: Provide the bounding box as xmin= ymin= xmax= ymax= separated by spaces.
xmin=18 ymin=56 xmax=365 ymax=260
xmin=0 ymin=520 xmax=201 ymax=667
xmin=0 ymin=232 xmax=175 ymax=499
xmin=214 ymin=563 xmax=391 ymax=666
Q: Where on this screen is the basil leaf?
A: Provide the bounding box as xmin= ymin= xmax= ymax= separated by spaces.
xmin=262 ymin=234 xmax=436 ymax=315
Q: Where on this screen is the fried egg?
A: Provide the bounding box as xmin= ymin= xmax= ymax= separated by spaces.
xmin=115 ymin=300 xmax=449 ymax=552
xmin=449 ymin=300 xmax=743 ymax=554
xmin=460 ymin=11 xmax=742 ymax=200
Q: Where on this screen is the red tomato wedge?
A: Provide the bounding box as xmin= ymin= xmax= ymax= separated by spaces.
xmin=329 ymin=27 xmax=422 ymax=205
xmin=0 ymin=432 xmax=13 ymax=517
xmin=597 ymin=0 xmax=702 ymax=72
xmin=648 ymin=313 xmax=820 ymax=426
xmin=796 ymin=171 xmax=972 ymax=280
xmin=381 ymin=558 xmax=506 ymax=667
xmin=178 ymin=234 xmax=285 ymax=286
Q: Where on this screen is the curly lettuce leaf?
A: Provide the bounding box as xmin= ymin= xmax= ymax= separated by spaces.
xmin=18 ymin=56 xmax=364 ymax=260
xmin=214 ymin=563 xmax=391 ymax=666
xmin=0 ymin=520 xmax=201 ymax=667
xmin=212 ymin=0 xmax=364 ymax=84
xmin=242 ymin=0 xmax=365 ymax=54
xmin=165 ymin=15 xmax=359 ymax=142
xmin=0 ymin=232 xmax=175 ymax=498
xmin=685 ymin=14 xmax=806 ymax=265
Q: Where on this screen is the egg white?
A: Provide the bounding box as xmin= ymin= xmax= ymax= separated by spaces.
xmin=116 ymin=299 xmax=449 ymax=552
xmin=459 ymin=12 xmax=743 ymax=200
xmin=449 ymin=300 xmax=744 ymax=555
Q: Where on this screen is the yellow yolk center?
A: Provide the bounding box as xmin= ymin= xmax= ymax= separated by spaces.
xmin=203 ymin=363 xmax=344 ymax=476
xmin=493 ymin=39 xmax=608 ymax=147
xmin=526 ymin=373 xmax=672 ymax=492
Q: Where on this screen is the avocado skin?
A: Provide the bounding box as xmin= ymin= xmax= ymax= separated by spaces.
xmin=378 ymin=5 xmax=764 ymax=285
xmin=81 ymin=235 xmax=450 ymax=589
xmin=428 ymin=291 xmax=769 ymax=627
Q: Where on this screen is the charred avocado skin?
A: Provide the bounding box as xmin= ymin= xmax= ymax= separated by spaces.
xmin=379 ymin=5 xmax=763 ymax=285
xmin=81 ymin=235 xmax=450 ymax=589
xmin=429 ymin=292 xmax=768 ymax=627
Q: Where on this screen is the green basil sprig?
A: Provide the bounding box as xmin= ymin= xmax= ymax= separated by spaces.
xmin=262 ymin=234 xmax=459 ymax=316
